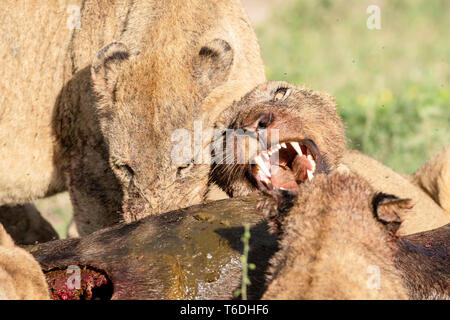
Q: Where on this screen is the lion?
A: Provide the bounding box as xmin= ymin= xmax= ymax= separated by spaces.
xmin=262 ymin=172 xmax=449 ymax=300
xmin=0 ymin=0 xmax=266 ymax=299
xmin=341 ymin=146 xmax=450 ymax=235
xmin=206 ymin=81 xmax=450 ymax=235
xmin=0 ymin=224 xmax=49 ymax=300
xmin=412 ymin=143 xmax=450 ymax=215
xmin=208 ymin=81 xmax=346 ymax=199
xmin=0 ymin=0 xmax=266 ymax=238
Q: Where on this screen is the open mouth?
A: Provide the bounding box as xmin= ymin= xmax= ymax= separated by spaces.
xmin=251 ymin=141 xmax=317 ymax=194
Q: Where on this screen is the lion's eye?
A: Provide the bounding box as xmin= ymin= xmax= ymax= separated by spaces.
xmin=273 ymin=88 xmax=288 ymax=102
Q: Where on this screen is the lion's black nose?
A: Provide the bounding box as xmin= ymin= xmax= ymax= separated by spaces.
xmin=257 ymin=112 xmax=274 ymax=129
xmin=243 ymin=112 xmax=274 ymax=132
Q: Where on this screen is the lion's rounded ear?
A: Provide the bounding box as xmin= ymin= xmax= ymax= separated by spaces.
xmin=193 ymin=39 xmax=234 ymax=97
xmin=372 ymin=193 xmax=414 ymax=235
xmin=91 ymin=42 xmax=130 ymax=96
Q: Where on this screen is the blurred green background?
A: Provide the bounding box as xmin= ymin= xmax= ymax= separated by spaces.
xmin=254 ymin=0 xmax=449 ymax=173
xmin=37 ymin=0 xmax=450 ymax=238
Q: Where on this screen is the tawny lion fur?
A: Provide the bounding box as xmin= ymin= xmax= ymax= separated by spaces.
xmin=263 ymin=173 xmax=409 ymax=299
xmin=0 ymin=225 xmax=49 ymax=300
xmin=263 ymin=172 xmax=449 ymax=300
xmin=340 ymin=145 xmax=450 ymax=235
xmin=412 ymin=143 xmax=450 ymax=215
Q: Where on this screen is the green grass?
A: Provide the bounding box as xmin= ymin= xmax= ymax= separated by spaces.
xmin=234 ymin=224 xmax=255 ymax=300
xmin=34 ymin=192 xmax=73 ymax=239
xmin=256 ymin=0 xmax=450 ymax=173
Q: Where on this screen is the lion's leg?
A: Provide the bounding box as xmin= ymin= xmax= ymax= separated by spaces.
xmin=413 ymin=144 xmax=450 ymax=214
xmin=0 ymin=223 xmax=49 ymax=299
xmin=0 ymin=204 xmax=59 ymax=245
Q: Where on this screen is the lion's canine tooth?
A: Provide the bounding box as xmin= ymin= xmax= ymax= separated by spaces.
xmin=255 ymin=155 xmax=271 ymax=178
xmin=281 ymin=143 xmax=287 ymax=148
xmin=307 ymin=154 xmax=316 ymax=171
xmin=291 ymin=142 xmax=303 ymax=156
xmin=307 ymin=169 xmax=314 ymax=181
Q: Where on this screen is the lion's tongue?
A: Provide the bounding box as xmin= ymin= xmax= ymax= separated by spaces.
xmin=270 ymin=165 xmax=299 ymax=191
xmin=270 ymin=155 xmax=312 ymax=191
xmin=291 ymin=154 xmax=313 ymax=182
